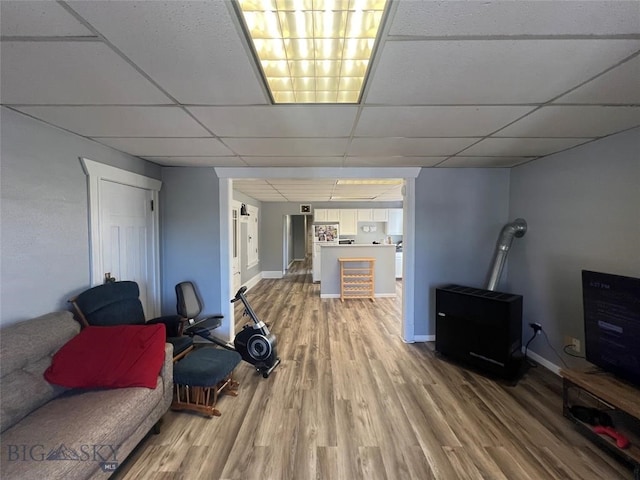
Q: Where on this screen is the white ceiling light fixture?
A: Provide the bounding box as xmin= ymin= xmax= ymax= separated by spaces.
xmin=235 ymin=0 xmax=389 ymax=104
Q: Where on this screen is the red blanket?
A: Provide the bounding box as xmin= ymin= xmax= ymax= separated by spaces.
xmin=45 ymin=324 xmax=166 ymax=389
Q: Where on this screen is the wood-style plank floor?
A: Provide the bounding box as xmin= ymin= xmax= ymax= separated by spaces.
xmin=114 ymin=260 xmax=631 ymax=479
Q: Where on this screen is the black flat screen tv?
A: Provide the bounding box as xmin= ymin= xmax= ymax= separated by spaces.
xmin=582 ymin=270 xmax=640 ymax=387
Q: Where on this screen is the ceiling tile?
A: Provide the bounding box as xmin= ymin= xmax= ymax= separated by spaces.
xmin=365 ymin=40 xmax=640 ymax=104
xmin=438 ymin=157 xmax=534 ymax=168
xmin=0 ymin=1 xmax=93 ymax=36
xmin=349 ymin=138 xmax=476 ymax=156
xmin=188 ymin=106 xmax=358 ymax=137
xmin=68 ymin=1 xmax=268 ymax=104
xmin=355 ymin=106 xmax=534 ymax=137
xmin=496 ymin=106 xmax=640 ymax=137
xmin=143 ymin=156 xmax=246 ymax=167
xmin=224 ymin=138 xmax=349 ymax=156
xmin=554 ymin=56 xmax=640 ymax=104
xmin=0 ymin=42 xmax=172 ymax=105
xmin=95 ymin=137 xmax=233 ymax=157
xmin=241 ymin=156 xmax=344 ymax=167
xmin=14 ymin=106 xmax=209 ymax=137
xmin=462 ymin=138 xmax=591 ymax=157
xmin=389 ymin=1 xmax=640 ymax=36
xmin=344 ymin=157 xmax=445 ymax=167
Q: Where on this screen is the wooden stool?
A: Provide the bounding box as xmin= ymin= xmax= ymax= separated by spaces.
xmin=171 ymin=347 xmax=241 ymax=417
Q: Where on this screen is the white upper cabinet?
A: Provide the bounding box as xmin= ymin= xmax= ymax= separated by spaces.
xmin=386 ymin=209 xmax=403 ymax=235
xmin=339 ymin=209 xmax=357 ymax=235
xmin=358 ymin=208 xmax=389 ymax=222
xmin=314 ymin=208 xmax=327 ymax=221
xmin=357 ymin=209 xmax=372 ymax=221
xmin=326 ymin=209 xmax=340 ymax=222
xmin=372 ymin=209 xmax=388 ymax=222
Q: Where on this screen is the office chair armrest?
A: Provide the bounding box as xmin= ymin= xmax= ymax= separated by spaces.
xmin=148 ymin=315 xmax=186 ymax=337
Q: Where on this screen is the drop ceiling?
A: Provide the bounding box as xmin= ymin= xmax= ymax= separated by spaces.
xmin=1 ymin=1 xmax=639 ymax=203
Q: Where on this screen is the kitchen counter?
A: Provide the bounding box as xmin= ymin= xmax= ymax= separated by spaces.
xmin=319 ymin=244 xmax=396 ymax=298
xmin=331 ymin=243 xmax=396 ymax=247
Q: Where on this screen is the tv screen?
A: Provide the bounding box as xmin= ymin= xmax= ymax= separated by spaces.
xmin=582 ymin=270 xmax=640 ymax=386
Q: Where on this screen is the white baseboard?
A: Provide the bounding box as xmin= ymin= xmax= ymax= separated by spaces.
xmin=243 ymin=272 xmax=262 ymax=291
xmin=524 ymin=348 xmax=562 ymax=375
xmin=320 ymin=293 xmax=397 ymax=299
xmin=261 ymin=271 xmax=284 ymax=279
xmin=413 ymin=335 xmax=435 ymax=342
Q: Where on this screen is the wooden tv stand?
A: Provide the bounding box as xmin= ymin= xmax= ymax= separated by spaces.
xmin=561 ymin=369 xmax=640 ymax=478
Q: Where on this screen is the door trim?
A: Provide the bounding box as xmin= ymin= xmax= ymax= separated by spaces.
xmin=80 ymin=158 xmax=162 ymax=315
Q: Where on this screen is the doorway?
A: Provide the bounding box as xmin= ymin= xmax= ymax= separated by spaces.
xmin=217 ymin=168 xmax=419 ymax=342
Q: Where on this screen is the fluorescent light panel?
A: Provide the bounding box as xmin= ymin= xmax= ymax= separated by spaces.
xmin=237 ymin=0 xmax=387 ymax=103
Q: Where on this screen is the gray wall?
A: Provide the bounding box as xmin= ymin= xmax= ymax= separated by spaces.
xmin=508 ymin=127 xmax=640 ymax=368
xmin=291 ymin=215 xmax=306 ymax=260
xmin=0 ymin=108 xmax=161 ymax=325
xmin=160 ymin=167 xmax=222 ymax=316
xmin=413 ymin=168 xmax=511 ymax=336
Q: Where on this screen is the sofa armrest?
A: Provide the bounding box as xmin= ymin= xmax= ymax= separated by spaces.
xmin=160 ymin=343 xmax=174 ymax=396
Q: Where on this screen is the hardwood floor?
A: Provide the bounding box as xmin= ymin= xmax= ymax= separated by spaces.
xmin=114 ymin=260 xmax=630 ymax=479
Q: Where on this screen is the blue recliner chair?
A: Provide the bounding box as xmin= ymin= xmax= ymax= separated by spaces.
xmin=70 ymin=280 xmax=193 ymax=361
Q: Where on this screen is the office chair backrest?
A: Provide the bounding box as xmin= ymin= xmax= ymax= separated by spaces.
xmin=72 ymin=281 xmax=146 ymax=327
xmin=175 ymin=282 xmax=203 ymax=320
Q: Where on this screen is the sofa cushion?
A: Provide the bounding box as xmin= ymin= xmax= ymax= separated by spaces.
xmin=0 ymin=311 xmax=80 ymax=433
xmin=0 ymin=376 xmax=164 ymax=480
xmin=45 ymin=324 xmax=166 ymax=389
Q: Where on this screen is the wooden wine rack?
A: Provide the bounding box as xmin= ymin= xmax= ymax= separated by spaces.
xmin=338 ymin=257 xmax=375 ymax=302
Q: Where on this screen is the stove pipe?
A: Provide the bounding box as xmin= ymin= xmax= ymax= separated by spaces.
xmin=486 ymin=218 xmax=527 ymax=291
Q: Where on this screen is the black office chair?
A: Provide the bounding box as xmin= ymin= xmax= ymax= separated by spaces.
xmin=70 ymin=281 xmax=194 ymax=361
xmin=175 ymin=281 xmax=223 ymax=337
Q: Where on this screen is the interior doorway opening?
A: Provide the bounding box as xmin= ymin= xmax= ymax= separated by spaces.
xmin=216 ymin=167 xmax=419 ymax=343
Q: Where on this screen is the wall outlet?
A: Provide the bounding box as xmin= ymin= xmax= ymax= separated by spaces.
xmin=565 ymin=336 xmax=581 ymax=352
xmin=572 ymin=338 xmax=581 ymax=353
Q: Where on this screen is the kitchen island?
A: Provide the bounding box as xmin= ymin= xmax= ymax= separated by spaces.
xmin=319 ymin=244 xmax=396 ymax=299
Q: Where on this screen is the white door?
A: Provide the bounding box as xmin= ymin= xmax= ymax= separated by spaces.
xmin=100 ymin=180 xmax=156 ymax=317
xmin=231 ymin=203 xmax=241 ymax=292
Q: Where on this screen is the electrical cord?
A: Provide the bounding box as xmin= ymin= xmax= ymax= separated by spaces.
xmin=541 ymin=329 xmax=569 ymax=368
xmin=563 ymin=345 xmax=585 ymax=358
xmin=524 ymin=331 xmax=538 ymax=367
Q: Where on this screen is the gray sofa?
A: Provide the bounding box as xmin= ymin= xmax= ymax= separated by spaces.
xmin=0 ymin=311 xmax=173 ymax=479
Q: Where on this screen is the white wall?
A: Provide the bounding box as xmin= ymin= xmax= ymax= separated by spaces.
xmin=0 ymin=108 xmax=161 ymax=325
xmin=508 ymin=127 xmax=640 ymax=369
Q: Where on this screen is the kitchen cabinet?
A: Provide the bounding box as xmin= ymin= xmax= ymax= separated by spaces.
xmin=357 ymin=208 xmax=388 ymax=222
xmin=357 ymin=209 xmax=372 ymax=222
xmin=372 ymin=209 xmax=388 ymax=222
xmin=395 ymin=252 xmax=403 ymax=279
xmin=386 ymin=209 xmax=403 ymax=235
xmin=339 ymin=209 xmax=357 ymax=235
xmin=326 ymin=209 xmax=340 ymax=222
xmin=314 ymin=209 xmax=328 ymax=221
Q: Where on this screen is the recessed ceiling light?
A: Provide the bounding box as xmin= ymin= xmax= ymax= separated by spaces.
xmin=235 ymin=0 xmax=388 ymax=104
